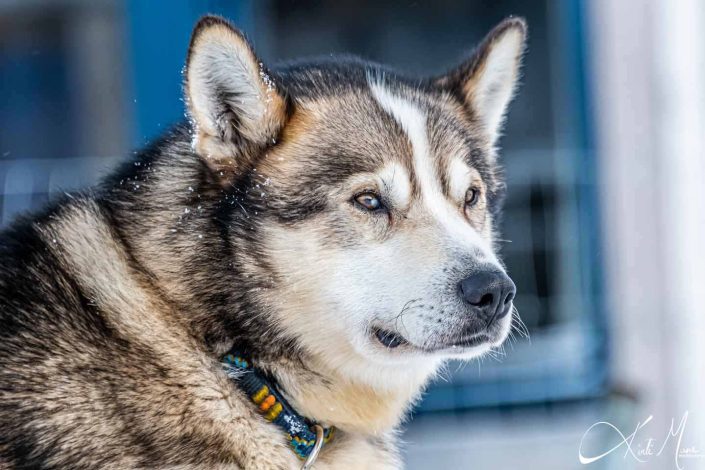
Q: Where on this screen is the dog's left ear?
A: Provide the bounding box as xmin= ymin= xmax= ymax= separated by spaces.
xmin=435 ymin=17 xmax=527 ymax=144
xmin=185 ymin=16 xmax=287 ymax=181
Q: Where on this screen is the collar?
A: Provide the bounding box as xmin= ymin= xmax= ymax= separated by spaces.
xmin=221 ymin=350 xmax=335 ymax=461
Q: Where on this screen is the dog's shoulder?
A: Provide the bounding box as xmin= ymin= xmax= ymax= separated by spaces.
xmin=0 ymin=195 xmax=104 ymax=348
xmin=0 ymin=195 xmax=296 ymax=468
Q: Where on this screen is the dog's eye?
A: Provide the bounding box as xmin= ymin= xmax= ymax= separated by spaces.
xmin=354 ymin=192 xmax=383 ymax=211
xmin=465 ymin=188 xmax=480 ymax=208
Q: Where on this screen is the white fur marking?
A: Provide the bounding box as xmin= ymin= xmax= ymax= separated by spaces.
xmin=369 ymin=81 xmax=498 ymax=263
xmin=471 ymin=28 xmax=524 ymax=141
xmin=447 ymin=157 xmax=474 ymax=202
xmin=190 ymin=41 xmax=263 ymax=133
xmin=378 ymin=163 xmax=411 ymax=210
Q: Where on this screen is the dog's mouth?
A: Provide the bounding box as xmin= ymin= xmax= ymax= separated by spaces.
xmin=371 ymin=327 xmax=497 ymax=352
xmin=442 ymin=333 xmax=492 ymax=349
xmin=372 ymin=328 xmax=410 ymax=349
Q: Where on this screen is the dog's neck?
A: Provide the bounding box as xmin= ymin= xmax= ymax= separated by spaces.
xmin=253 ymin=349 xmax=440 ymax=434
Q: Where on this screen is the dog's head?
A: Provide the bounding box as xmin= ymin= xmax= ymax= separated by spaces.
xmin=185 ymin=16 xmax=526 ymax=378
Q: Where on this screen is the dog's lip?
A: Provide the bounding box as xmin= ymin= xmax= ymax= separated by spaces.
xmin=371 ymin=327 xmax=495 ymax=353
xmin=372 ymin=327 xmax=410 ymax=349
xmin=412 ymin=332 xmax=496 ymax=354
xmin=429 ymin=333 xmax=493 ymax=351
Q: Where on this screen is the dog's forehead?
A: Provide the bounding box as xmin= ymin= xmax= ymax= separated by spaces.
xmin=293 ymin=89 xmax=413 ymax=168
xmin=272 ymin=75 xmax=491 ymax=197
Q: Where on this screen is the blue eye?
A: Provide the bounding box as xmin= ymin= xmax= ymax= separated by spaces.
xmin=354 ymin=192 xmax=383 ymax=211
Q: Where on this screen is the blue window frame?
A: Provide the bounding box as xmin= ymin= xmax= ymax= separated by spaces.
xmin=125 ymin=0 xmax=255 ymax=146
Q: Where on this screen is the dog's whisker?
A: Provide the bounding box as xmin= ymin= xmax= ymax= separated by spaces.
xmin=511 ymin=308 xmax=531 ymax=342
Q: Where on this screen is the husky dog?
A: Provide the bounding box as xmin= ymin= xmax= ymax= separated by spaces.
xmin=0 ymin=15 xmax=526 ymax=469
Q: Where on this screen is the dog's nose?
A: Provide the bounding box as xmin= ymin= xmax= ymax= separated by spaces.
xmin=458 ymin=270 xmax=516 ymax=325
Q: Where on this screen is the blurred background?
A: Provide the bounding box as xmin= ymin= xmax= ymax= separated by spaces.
xmin=1 ymin=1 xmax=704 ymax=469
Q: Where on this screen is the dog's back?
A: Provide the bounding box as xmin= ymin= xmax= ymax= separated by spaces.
xmin=0 ymin=202 xmax=140 ymax=467
xmin=0 ymin=198 xmax=295 ymax=469
xmin=0 ymin=200 xmax=183 ymax=467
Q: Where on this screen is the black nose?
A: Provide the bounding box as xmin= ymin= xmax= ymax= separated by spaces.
xmin=458 ymin=270 xmax=516 ymax=325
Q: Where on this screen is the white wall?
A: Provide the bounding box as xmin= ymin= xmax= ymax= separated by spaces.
xmin=589 ymin=0 xmax=705 ymax=441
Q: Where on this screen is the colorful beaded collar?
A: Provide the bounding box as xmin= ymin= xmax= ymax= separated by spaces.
xmin=221 ymin=350 xmax=334 ymax=466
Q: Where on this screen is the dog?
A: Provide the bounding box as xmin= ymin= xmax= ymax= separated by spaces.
xmin=0 ymin=15 xmax=526 ymax=469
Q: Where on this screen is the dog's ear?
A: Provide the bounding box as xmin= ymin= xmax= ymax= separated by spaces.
xmin=185 ymin=16 xmax=287 ymax=181
xmin=435 ymin=18 xmax=527 ymax=144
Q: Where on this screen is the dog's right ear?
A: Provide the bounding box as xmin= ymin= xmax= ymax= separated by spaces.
xmin=185 ymin=16 xmax=287 ymax=182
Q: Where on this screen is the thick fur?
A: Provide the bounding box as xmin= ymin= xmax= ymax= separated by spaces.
xmin=0 ymin=16 xmax=526 ymax=469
